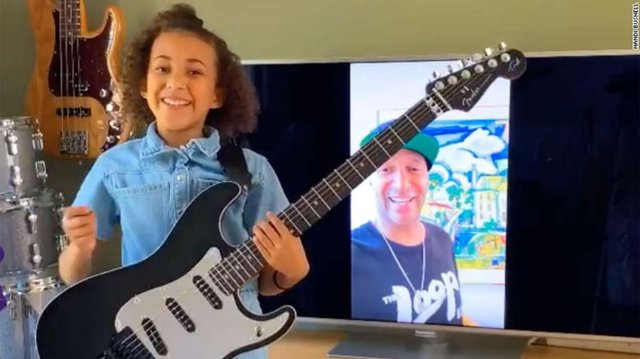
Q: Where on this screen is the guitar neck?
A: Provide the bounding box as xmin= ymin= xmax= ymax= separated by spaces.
xmin=58 ymin=0 xmax=82 ymax=39
xmin=277 ymin=92 xmax=448 ymax=236
xmin=207 ymin=92 xmax=448 ymax=294
xmin=205 ymin=45 xmax=527 ymax=294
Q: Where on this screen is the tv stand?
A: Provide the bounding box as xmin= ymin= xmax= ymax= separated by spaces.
xmin=327 ymin=329 xmax=530 ymax=359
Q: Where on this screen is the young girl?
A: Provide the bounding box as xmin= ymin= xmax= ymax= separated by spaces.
xmin=58 ymin=3 xmax=309 ymax=358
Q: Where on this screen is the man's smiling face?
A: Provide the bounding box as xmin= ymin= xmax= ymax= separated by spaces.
xmin=371 ymin=149 xmax=429 ymax=228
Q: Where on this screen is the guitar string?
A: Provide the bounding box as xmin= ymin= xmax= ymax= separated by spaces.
xmin=109 ymin=69 xmax=495 ymax=357
xmin=110 ymin=70 xmax=493 ymax=357
xmin=70 ymin=0 xmax=77 ymax=151
xmin=107 ymin=99 xmax=441 ymax=356
xmin=108 ymin=94 xmax=438 ymax=355
xmin=65 ymin=0 xmax=72 ymax=143
xmin=110 ymin=71 xmax=492 ymax=357
xmin=71 ymin=0 xmax=78 ymax=153
xmin=59 ymin=0 xmax=66 ymax=143
xmin=74 ymin=0 xmax=83 ymax=154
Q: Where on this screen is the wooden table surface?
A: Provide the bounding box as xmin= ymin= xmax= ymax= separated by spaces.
xmin=267 ymin=329 xmax=640 ymax=359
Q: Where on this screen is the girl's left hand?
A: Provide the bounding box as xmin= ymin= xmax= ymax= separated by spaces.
xmin=252 ymin=212 xmax=309 ymax=280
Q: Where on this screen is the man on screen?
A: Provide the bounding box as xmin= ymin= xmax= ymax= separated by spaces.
xmin=351 ymin=121 xmax=463 ymax=326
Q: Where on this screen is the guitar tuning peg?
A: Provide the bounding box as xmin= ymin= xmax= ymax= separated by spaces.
xmin=457 ymin=60 xmax=466 ymax=68
xmin=472 ymin=53 xmax=483 ymax=62
xmin=484 ymin=47 xmax=493 ymax=56
xmin=498 ymin=42 xmax=507 ymax=51
xmin=447 ymin=64 xmax=455 ymax=73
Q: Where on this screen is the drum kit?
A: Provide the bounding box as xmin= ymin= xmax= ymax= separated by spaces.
xmin=0 ymin=116 xmax=66 ymax=359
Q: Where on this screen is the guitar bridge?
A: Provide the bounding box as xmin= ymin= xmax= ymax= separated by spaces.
xmin=59 ymin=130 xmax=88 ymax=155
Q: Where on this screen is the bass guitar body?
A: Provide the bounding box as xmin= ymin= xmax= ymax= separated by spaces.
xmin=25 ymin=0 xmax=130 ymax=159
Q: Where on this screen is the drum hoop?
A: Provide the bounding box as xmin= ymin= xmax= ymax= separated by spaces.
xmin=0 ymin=116 xmax=36 ymax=130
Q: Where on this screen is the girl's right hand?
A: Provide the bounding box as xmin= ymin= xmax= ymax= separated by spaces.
xmin=62 ymin=206 xmax=98 ymax=253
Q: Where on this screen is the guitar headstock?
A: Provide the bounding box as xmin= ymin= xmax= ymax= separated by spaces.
xmin=425 ymin=42 xmax=526 ymax=112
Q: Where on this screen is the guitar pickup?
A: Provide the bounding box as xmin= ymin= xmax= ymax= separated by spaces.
xmin=56 ymin=107 xmax=92 ymax=117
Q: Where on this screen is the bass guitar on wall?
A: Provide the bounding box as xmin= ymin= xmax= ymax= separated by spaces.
xmin=25 ymin=0 xmax=131 ymax=159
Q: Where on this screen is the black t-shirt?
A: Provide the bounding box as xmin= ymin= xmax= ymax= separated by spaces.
xmin=351 ymin=221 xmax=463 ymax=326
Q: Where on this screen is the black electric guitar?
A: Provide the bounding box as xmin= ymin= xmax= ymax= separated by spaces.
xmin=36 ymin=44 xmax=527 ymax=358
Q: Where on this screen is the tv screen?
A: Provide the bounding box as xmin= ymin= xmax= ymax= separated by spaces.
xmin=245 ymin=52 xmax=639 ymax=339
xmin=349 ymin=60 xmax=510 ymax=329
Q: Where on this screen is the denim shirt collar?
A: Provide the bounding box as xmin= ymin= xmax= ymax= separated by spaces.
xmin=139 ymin=122 xmax=221 ymax=159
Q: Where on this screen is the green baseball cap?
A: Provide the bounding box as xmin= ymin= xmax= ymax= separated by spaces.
xmin=359 ymin=120 xmax=440 ymax=169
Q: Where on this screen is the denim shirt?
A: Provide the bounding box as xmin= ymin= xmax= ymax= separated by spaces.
xmin=72 ymin=122 xmax=289 ymax=358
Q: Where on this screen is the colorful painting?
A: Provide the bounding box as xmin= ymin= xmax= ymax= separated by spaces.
xmin=419 ymin=119 xmax=508 ymax=270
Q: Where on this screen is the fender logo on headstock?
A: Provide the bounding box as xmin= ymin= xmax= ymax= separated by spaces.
xmin=460 ymin=74 xmax=491 ymax=108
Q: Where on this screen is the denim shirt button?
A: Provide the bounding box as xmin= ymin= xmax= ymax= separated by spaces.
xmin=176 ymin=174 xmax=184 ymax=181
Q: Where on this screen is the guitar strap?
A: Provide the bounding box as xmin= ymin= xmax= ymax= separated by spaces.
xmin=217 ymin=135 xmax=252 ymax=191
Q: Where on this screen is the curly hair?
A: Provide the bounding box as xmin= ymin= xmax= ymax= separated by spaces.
xmin=119 ymin=3 xmax=258 ymax=138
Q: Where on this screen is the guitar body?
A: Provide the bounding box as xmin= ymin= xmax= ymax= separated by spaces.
xmin=36 ymin=182 xmax=295 ymax=358
xmin=25 ymin=0 xmax=131 ymax=159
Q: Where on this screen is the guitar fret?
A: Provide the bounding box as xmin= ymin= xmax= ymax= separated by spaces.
xmin=246 ymin=242 xmax=263 ymax=267
xmin=281 ymin=210 xmax=302 ymax=235
xmin=357 ymin=150 xmax=378 ymax=171
xmin=291 ymin=203 xmax=311 ymax=227
xmin=300 ymin=194 xmax=321 ymax=219
xmin=232 ymin=252 xmax=253 ymax=279
xmin=404 ymin=113 xmax=422 ymax=132
xmin=372 ymin=137 xmax=392 ymax=158
xmin=311 ymin=187 xmax=331 ymax=210
xmin=225 ymin=256 xmax=245 ymax=282
xmin=209 ymin=267 xmax=232 ymax=295
xmin=238 ymin=246 xmax=258 ymax=273
xmin=322 ymin=178 xmax=341 ymax=200
xmin=346 ymin=158 xmax=365 ymax=180
xmin=219 ymin=263 xmax=241 ymax=288
xmin=431 ymin=89 xmax=453 ymax=110
xmin=387 ymin=126 xmax=406 ymax=145
xmin=333 ymin=169 xmax=352 ymax=190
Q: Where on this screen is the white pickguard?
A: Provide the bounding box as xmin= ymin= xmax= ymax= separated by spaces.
xmin=113 ymin=247 xmax=293 ymax=358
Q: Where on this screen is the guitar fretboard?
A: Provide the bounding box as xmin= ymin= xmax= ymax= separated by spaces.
xmin=207 ymin=90 xmax=452 ymax=295
xmin=59 ymin=0 xmax=81 ymax=39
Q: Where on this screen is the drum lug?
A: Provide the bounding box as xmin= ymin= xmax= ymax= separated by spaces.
xmin=27 ymin=209 xmax=38 ymax=234
xmin=6 ymin=132 xmax=18 ymax=155
xmin=7 ymin=292 xmax=17 ymax=320
xmin=57 ymin=234 xmax=69 ymax=253
xmin=10 ymin=166 xmax=23 ymax=188
xmin=30 ymin=243 xmax=42 ymax=270
xmin=35 ymin=160 xmax=48 ymax=182
xmin=32 ymin=130 xmax=44 ymax=151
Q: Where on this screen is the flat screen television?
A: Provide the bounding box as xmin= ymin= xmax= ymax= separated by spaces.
xmin=243 ymin=49 xmax=640 ymax=357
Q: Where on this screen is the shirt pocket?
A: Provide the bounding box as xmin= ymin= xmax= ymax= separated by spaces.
xmin=111 ymin=183 xmax=171 ymax=258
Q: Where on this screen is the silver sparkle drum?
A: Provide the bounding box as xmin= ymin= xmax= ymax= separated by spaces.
xmin=0 ymin=116 xmax=47 ymax=199
xmin=0 ymin=290 xmax=31 ymax=359
xmin=0 ymin=279 xmax=64 ymax=359
xmin=0 ymin=189 xmax=64 ymax=279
